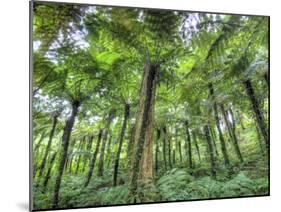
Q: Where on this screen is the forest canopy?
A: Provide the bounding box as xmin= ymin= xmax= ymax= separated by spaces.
xmin=32 ymin=2 xmax=269 ymax=210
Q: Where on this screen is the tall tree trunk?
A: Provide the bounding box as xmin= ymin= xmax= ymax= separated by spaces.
xmin=113 ymin=103 xmax=130 ymax=186
xmin=97 ymin=109 xmax=116 ymax=176
xmin=105 ymin=133 xmax=113 ymax=169
xmin=66 ymin=139 xmax=76 ymax=174
xmin=243 ymin=79 xmax=268 ymax=148
xmin=128 ymin=61 xmax=158 ymax=200
xmin=203 ymin=125 xmax=216 ymax=178
xmin=75 ymin=137 xmax=86 ymax=175
xmin=43 ymin=151 xmax=57 ymax=191
xmin=264 ymin=73 xmax=269 ymax=88
xmin=33 ymin=131 xmax=46 ymax=154
xmin=82 ymin=136 xmax=94 ymax=173
xmin=84 ymin=129 xmax=103 ymax=187
xmin=167 ymin=127 xmax=172 ymax=169
xmin=38 ymin=114 xmax=59 ymax=177
xmin=176 ymin=128 xmax=183 ymax=164
xmin=52 ymin=100 xmax=80 ymax=208
xmin=210 ymin=126 xmax=219 ymax=156
xmin=162 ymin=126 xmax=167 ymax=171
xmin=154 ymin=129 xmax=161 ymax=173
xmin=220 ymin=104 xmax=243 ymax=163
xmin=208 ymin=83 xmax=230 ymax=167
xmin=255 ymin=123 xmax=265 ymax=156
xmin=184 ymin=120 xmax=193 ymax=169
xmin=192 ymin=130 xmax=201 ymax=162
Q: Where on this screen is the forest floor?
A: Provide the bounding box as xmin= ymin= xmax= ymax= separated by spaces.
xmin=33 ymin=155 xmax=269 ymax=209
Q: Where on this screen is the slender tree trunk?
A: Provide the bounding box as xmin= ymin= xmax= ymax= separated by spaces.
xmin=255 ymin=123 xmax=265 ymax=156
xmin=167 ymin=127 xmax=172 ymax=169
xmin=208 ymin=83 xmax=230 ymax=167
xmin=220 ymin=104 xmax=243 ymax=163
xmin=38 ymin=115 xmax=58 ymax=177
xmin=128 ymin=61 xmax=158 ymax=200
xmin=192 ymin=130 xmax=201 ymax=162
xmin=97 ymin=109 xmax=116 ymax=176
xmin=84 ymin=129 xmax=103 ymax=187
xmin=66 ymin=139 xmax=76 ymax=174
xmin=43 ymin=151 xmax=57 ymax=191
xmin=243 ymin=79 xmax=268 ymax=148
xmin=52 ymin=100 xmax=80 ymax=208
xmin=113 ymin=103 xmax=130 ymax=186
xmin=176 ymin=128 xmax=183 ymax=164
xmin=162 ymin=126 xmax=167 ymax=171
xmin=184 ymin=120 xmax=193 ymax=169
xmin=75 ymin=137 xmax=86 ymax=175
xmin=264 ymin=73 xmax=269 ymax=88
xmin=105 ymin=133 xmax=113 ymax=169
xmin=33 ymin=131 xmax=46 ymax=154
xmin=210 ymin=126 xmax=219 ymax=156
xmin=82 ymin=136 xmax=94 ymax=173
xmin=154 ymin=129 xmax=161 ymax=173
xmin=203 ymin=125 xmax=216 ymax=178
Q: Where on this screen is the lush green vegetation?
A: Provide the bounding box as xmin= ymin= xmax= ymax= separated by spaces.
xmin=32 ymin=2 xmax=269 ymax=210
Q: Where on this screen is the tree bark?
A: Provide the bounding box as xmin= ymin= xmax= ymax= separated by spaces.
xmin=154 ymin=129 xmax=161 ymax=173
xmin=75 ymin=137 xmax=86 ymax=175
xmin=52 ymin=100 xmax=80 ymax=208
xmin=82 ymin=136 xmax=94 ymax=173
xmin=84 ymin=129 xmax=103 ymax=187
xmin=128 ymin=61 xmax=158 ymax=200
xmin=184 ymin=120 xmax=193 ymax=169
xmin=243 ymin=79 xmax=268 ymax=148
xmin=162 ymin=126 xmax=167 ymax=171
xmin=43 ymin=151 xmax=57 ymax=191
xmin=210 ymin=126 xmax=219 ymax=156
xmin=203 ymin=125 xmax=216 ymax=178
xmin=113 ymin=103 xmax=130 ymax=186
xmin=220 ymin=104 xmax=243 ymax=163
xmin=192 ymin=130 xmax=201 ymax=162
xmin=208 ymin=83 xmax=230 ymax=167
xmin=97 ymin=109 xmax=116 ymax=176
xmin=38 ymin=114 xmax=58 ymax=177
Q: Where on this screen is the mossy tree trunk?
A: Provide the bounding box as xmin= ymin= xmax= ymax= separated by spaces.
xmin=128 ymin=61 xmax=158 ymax=200
xmin=43 ymin=151 xmax=57 ymax=191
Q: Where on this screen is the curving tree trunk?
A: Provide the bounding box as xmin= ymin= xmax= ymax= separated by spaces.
xmin=210 ymin=126 xmax=219 ymax=156
xmin=128 ymin=61 xmax=158 ymax=200
xmin=84 ymin=129 xmax=103 ymax=187
xmin=38 ymin=114 xmax=59 ymax=177
xmin=52 ymin=100 xmax=80 ymax=208
xmin=113 ymin=103 xmax=130 ymax=186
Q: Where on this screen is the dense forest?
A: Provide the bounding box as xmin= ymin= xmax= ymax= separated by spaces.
xmin=32 ymin=2 xmax=269 ymax=210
